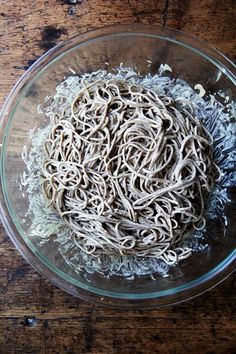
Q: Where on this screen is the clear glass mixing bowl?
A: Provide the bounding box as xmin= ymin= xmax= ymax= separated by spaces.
xmin=0 ymin=24 xmax=235 ymax=308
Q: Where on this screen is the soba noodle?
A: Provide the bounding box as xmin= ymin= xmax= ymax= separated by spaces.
xmin=41 ymin=79 xmax=220 ymax=265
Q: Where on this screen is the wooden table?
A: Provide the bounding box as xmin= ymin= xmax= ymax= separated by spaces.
xmin=0 ymin=1 xmax=235 ymax=353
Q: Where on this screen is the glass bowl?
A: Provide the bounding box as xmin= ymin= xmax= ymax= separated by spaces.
xmin=0 ymin=24 xmax=235 ymax=308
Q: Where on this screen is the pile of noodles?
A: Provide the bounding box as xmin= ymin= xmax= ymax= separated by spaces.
xmin=41 ymin=78 xmax=220 ymax=265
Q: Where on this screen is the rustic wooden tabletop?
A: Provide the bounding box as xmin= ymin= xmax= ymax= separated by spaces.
xmin=0 ymin=1 xmax=235 ymax=353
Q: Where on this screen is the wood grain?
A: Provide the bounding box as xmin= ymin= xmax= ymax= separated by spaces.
xmin=0 ymin=0 xmax=236 ymax=353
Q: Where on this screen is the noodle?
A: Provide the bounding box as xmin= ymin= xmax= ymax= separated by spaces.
xmin=41 ymin=79 xmax=220 ymax=265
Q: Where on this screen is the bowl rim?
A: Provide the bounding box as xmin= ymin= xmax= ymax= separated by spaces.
xmin=0 ymin=23 xmax=235 ymax=308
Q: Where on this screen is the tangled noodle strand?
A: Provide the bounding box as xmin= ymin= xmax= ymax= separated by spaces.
xmin=42 ymin=79 xmax=220 ymax=265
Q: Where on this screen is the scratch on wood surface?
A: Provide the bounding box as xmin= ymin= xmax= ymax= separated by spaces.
xmin=162 ymin=0 xmax=169 ymax=26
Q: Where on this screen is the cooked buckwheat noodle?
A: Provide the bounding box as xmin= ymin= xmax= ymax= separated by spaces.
xmin=41 ymin=79 xmax=220 ymax=265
